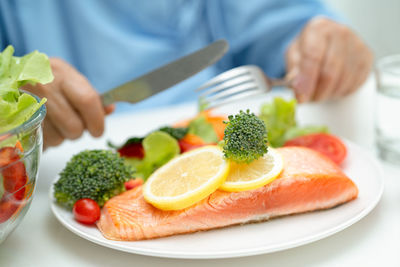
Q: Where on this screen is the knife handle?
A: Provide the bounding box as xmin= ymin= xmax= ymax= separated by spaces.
xmin=101 ymin=92 xmax=115 ymax=106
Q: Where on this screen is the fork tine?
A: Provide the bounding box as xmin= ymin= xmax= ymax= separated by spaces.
xmin=204 ymin=82 xmax=259 ymax=103
xmin=196 ymin=65 xmax=270 ymax=110
xmin=206 ymin=90 xmax=266 ymax=110
xmin=199 ymin=75 xmax=255 ymax=97
xmin=195 ymin=66 xmax=251 ymax=92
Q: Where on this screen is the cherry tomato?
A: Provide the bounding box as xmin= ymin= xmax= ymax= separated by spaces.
xmin=283 ymin=133 xmax=347 ymax=165
xmin=124 ymin=179 xmax=143 ymax=190
xmin=118 ymin=142 xmax=144 ymax=159
xmin=0 ymin=147 xmax=27 ymax=223
xmin=73 ymin=198 xmax=101 ymax=225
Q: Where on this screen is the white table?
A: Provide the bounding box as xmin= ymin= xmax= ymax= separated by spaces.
xmin=1 ymin=77 xmax=399 ymax=267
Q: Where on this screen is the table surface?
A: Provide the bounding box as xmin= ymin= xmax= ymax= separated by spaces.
xmin=1 ymin=77 xmax=399 ymax=267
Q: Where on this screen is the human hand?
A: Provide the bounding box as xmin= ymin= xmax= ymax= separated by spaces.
xmin=286 ymin=17 xmax=373 ymax=102
xmin=23 ymin=58 xmax=115 ymax=149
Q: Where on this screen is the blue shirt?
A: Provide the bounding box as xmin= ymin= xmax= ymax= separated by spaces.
xmin=0 ymin=0 xmax=338 ymax=112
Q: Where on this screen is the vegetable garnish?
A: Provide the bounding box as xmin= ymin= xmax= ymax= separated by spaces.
xmin=73 ymin=198 xmax=100 ymax=225
xmin=54 ymin=150 xmax=135 ymax=209
xmin=124 ymin=179 xmax=143 ymax=191
xmin=258 ymin=97 xmax=328 ymax=147
xmin=222 ymin=110 xmax=268 ymax=164
xmin=108 ymin=127 xmax=187 ymax=179
xmin=132 ymin=131 xmax=180 ymax=179
xmin=187 ymin=115 xmax=219 ymax=143
xmin=0 ymin=45 xmax=53 ymax=134
xmin=178 ymin=133 xmax=205 ymax=153
xmin=284 ymin=133 xmax=347 ymax=165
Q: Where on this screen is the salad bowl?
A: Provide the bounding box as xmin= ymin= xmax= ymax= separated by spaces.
xmin=0 ymin=94 xmax=46 ymax=244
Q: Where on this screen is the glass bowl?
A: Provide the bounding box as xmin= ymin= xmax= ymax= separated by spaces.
xmin=0 ymin=93 xmax=46 ymax=244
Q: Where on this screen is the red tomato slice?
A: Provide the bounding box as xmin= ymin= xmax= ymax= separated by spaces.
xmin=283 ymin=133 xmax=347 ymax=165
xmin=0 ymin=147 xmax=27 ymax=223
xmin=73 ymin=198 xmax=101 ymax=225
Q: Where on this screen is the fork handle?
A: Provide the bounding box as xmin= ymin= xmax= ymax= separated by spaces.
xmin=269 ymin=78 xmax=292 ymax=88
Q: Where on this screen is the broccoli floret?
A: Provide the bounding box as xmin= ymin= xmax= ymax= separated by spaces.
xmin=222 ymin=110 xmax=268 ymax=164
xmin=54 ymin=150 xmax=135 ymax=209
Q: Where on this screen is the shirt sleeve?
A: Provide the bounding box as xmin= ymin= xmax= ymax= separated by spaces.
xmin=206 ymin=0 xmax=342 ymax=78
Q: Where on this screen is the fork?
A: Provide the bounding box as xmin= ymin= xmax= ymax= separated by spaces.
xmin=196 ymin=65 xmax=291 ymax=110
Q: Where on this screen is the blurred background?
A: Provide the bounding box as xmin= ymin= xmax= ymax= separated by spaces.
xmin=325 ymin=0 xmax=400 ymax=59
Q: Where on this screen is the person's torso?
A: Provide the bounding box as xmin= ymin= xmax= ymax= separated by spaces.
xmin=0 ymin=0 xmax=221 ymax=111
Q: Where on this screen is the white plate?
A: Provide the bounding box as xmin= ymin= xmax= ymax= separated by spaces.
xmin=50 ymin=139 xmax=384 ymax=259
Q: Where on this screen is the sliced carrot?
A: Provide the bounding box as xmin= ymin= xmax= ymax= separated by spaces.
xmin=15 ymin=141 xmax=24 ymax=152
xmin=173 ymin=110 xmax=227 ymax=140
xmin=205 ymin=116 xmax=227 ymax=140
xmin=181 ymin=133 xmax=205 ymax=145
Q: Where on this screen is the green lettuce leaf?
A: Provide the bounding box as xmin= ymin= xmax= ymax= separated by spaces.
xmin=0 ymin=45 xmax=53 ymax=134
xmin=259 ymin=97 xmax=328 ymax=147
xmin=125 ymin=131 xmax=180 ymax=180
xmin=283 ymin=125 xmax=329 ymax=142
xmin=188 ymin=116 xmax=219 ymax=143
xmin=259 ymin=97 xmax=297 ymax=147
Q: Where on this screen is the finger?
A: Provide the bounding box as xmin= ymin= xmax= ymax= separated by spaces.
xmin=285 ymin=41 xmax=301 ymax=85
xmin=292 ymin=27 xmax=329 ymax=102
xmin=62 ymin=77 xmax=105 ymax=137
xmin=104 ymin=104 xmax=116 ymax=115
xmin=333 ymin=41 xmax=372 ymax=98
xmin=286 ymin=41 xmax=300 ymax=76
xmin=42 ymin=119 xmax=64 ymax=149
xmin=313 ymin=36 xmax=345 ymax=101
xmin=43 ymin=87 xmax=85 ymax=140
xmin=344 ymin=47 xmax=374 ymax=96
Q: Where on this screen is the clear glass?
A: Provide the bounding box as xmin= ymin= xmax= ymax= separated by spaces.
xmin=0 ymin=93 xmax=46 ymax=244
xmin=375 ymin=55 xmax=400 ymax=164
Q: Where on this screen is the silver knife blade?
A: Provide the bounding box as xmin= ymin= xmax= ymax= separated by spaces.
xmin=101 ymin=39 xmax=229 ymax=106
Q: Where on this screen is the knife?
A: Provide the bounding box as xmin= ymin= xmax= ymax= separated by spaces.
xmin=101 ymin=39 xmax=229 ymax=106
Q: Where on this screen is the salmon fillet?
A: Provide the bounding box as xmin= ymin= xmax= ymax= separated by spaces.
xmin=97 ymin=147 xmax=358 ymax=241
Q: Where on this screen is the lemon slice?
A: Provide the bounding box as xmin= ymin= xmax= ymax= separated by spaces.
xmin=143 ymin=146 xmax=230 ymax=211
xmin=220 ymin=148 xmax=283 ymax=192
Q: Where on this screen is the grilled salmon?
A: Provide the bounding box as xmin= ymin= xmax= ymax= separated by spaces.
xmin=97 ymin=147 xmax=358 ymax=241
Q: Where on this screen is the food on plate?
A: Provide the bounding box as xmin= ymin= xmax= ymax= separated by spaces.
xmin=110 ymin=111 xmax=227 ymax=180
xmin=221 ymin=110 xmax=268 ymax=164
xmin=259 ymin=97 xmax=328 ymax=147
xmin=97 ymin=146 xmax=358 ymax=241
xmin=178 ymin=133 xmax=206 ymax=153
xmin=143 ymin=146 xmax=230 ymax=211
xmin=0 ymin=45 xmax=53 ymax=134
xmin=0 ymin=146 xmax=28 ymax=223
xmin=124 ymin=179 xmax=143 ymax=191
xmin=73 ymin=198 xmax=101 ymax=225
xmin=124 ymin=131 xmax=181 ymax=179
xmin=284 ymin=133 xmax=347 ymax=165
xmin=220 ymin=148 xmax=283 ymax=192
xmin=53 ymin=150 xmax=135 ymax=209
xmin=54 ymin=106 xmax=355 ymax=239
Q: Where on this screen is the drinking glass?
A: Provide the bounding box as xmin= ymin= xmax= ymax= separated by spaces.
xmin=375 ymin=55 xmax=400 ymax=164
